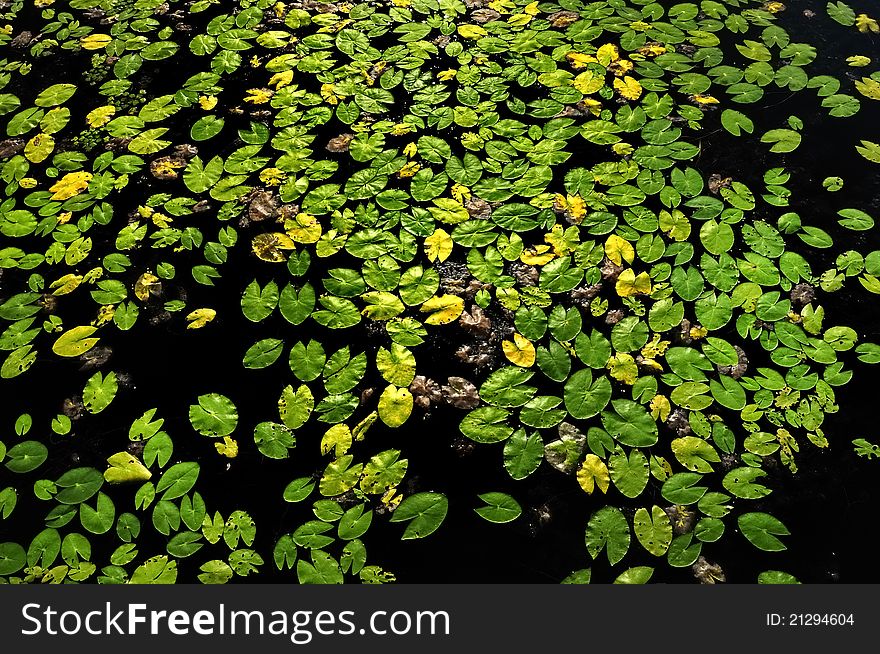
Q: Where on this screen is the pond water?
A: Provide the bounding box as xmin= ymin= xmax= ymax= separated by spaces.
xmin=1 ymin=0 xmax=879 ymax=584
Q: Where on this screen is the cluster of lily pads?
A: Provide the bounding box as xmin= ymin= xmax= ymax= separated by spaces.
xmin=1 ymin=0 xmax=880 ymax=584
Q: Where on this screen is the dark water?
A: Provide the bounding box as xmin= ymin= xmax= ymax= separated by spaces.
xmin=2 ymin=0 xmax=880 ymax=583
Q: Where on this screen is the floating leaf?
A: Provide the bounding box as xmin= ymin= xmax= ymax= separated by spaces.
xmin=474 ymin=492 xmax=522 ymax=523
xmin=104 ymin=453 xmax=152 ymax=484
xmin=390 ymin=492 xmax=448 ymax=540
xmin=502 ymin=333 xmax=536 ymax=367
xmin=420 ymin=294 xmax=464 ymax=325
xmin=377 ymin=385 xmax=413 ymax=428
xmin=52 ymin=326 xmax=99 ymax=357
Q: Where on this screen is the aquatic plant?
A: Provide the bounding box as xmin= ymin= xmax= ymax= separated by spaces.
xmin=1 ymin=0 xmax=879 ymax=584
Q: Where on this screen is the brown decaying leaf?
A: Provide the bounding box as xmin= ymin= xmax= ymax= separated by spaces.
xmin=458 ymin=305 xmax=492 ymax=337
xmin=692 ymin=556 xmax=726 ymax=584
xmin=441 ymin=377 xmax=480 ymax=410
xmin=464 ymin=196 xmax=492 ymax=219
xmin=248 ymin=191 xmax=278 ymax=222
xmin=708 ymin=173 xmax=732 ymax=194
xmin=409 ymin=376 xmax=442 ymax=410
xmin=326 ymin=133 xmax=356 ymax=153
xmin=470 ymin=8 xmax=500 ymax=23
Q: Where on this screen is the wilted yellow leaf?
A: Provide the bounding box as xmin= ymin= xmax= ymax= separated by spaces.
xmin=641 ymin=334 xmax=670 ymax=359
xmin=420 ymin=294 xmax=464 ymax=325
xmin=215 ymin=436 xmax=239 ymax=458
xmin=81 ymin=34 xmax=112 ymax=50
xmin=353 ymin=411 xmax=377 ymax=442
xmin=134 ymin=273 xmax=160 ymax=302
xmin=847 ymin=55 xmax=871 ymax=67
xmin=198 ymin=95 xmax=218 ymax=110
xmin=616 ymin=268 xmax=652 ymax=297
xmin=259 ymin=168 xmax=286 ymax=185
xmin=577 ymin=454 xmax=610 ymax=494
xmin=398 ymin=161 xmax=420 ymax=178
xmin=321 ymin=83 xmax=341 ymax=104
xmin=520 ymin=244 xmax=555 ymax=266
xmin=566 ymin=51 xmax=596 ymax=69
xmin=856 ymin=13 xmax=879 ymax=33
xmin=322 ymin=424 xmax=353 ymax=457
xmin=855 ymin=76 xmax=880 ymax=100
xmin=95 ymin=305 xmax=115 ymax=327
xmin=49 ymin=171 xmax=92 ymax=201
xmin=597 ymin=43 xmax=620 ymax=66
xmin=269 ymin=70 xmax=294 ymax=89
xmin=451 ymin=183 xmax=471 ymax=203
xmin=502 ymin=333 xmax=536 ymax=367
xmin=244 ymin=88 xmax=273 ymax=104
xmin=572 ymin=70 xmax=604 ymax=94
xmin=424 ymin=228 xmax=453 ymax=262
xmin=186 ymin=308 xmax=216 ymax=329
xmin=581 ymin=97 xmax=603 ymax=116
xmin=608 ymin=59 xmax=634 ymax=76
xmin=639 ymin=43 xmax=666 ymax=57
xmin=87 ymin=105 xmax=116 ymax=127
xmin=650 ymin=394 xmax=671 ymax=422
xmin=613 ymin=75 xmax=643 ymax=100
xmin=253 ymin=232 xmax=296 ymax=261
xmin=566 ymin=194 xmax=586 ymax=221
xmin=607 ymin=352 xmax=639 ymax=385
xmin=24 ymin=133 xmax=54 ymax=163
xmin=458 ymin=24 xmax=487 ymax=39
xmin=604 ymin=234 xmax=635 ymax=266
xmin=50 ymin=274 xmax=82 ymax=296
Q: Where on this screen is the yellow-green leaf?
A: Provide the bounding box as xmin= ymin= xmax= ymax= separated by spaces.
xmin=104 ymin=452 xmax=152 ymax=484
xmin=420 ymin=294 xmax=464 ymax=325
xmin=604 ymin=234 xmax=635 ymax=266
xmin=24 ymin=133 xmax=54 ymax=163
xmin=855 ymin=76 xmax=880 ymax=100
xmin=577 ymin=454 xmax=610 ymax=494
xmin=52 ymin=326 xmax=99 ymax=357
xmin=616 ymin=269 xmax=652 ymax=297
xmin=186 ymin=308 xmax=216 ymax=329
xmin=457 ymin=24 xmax=488 ymax=39
xmin=377 ymin=385 xmax=413 ymax=428
xmin=424 ymin=228 xmax=453 ymax=262
xmin=321 ymin=424 xmax=352 ymax=457
xmin=607 ymin=352 xmax=639 ymax=384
